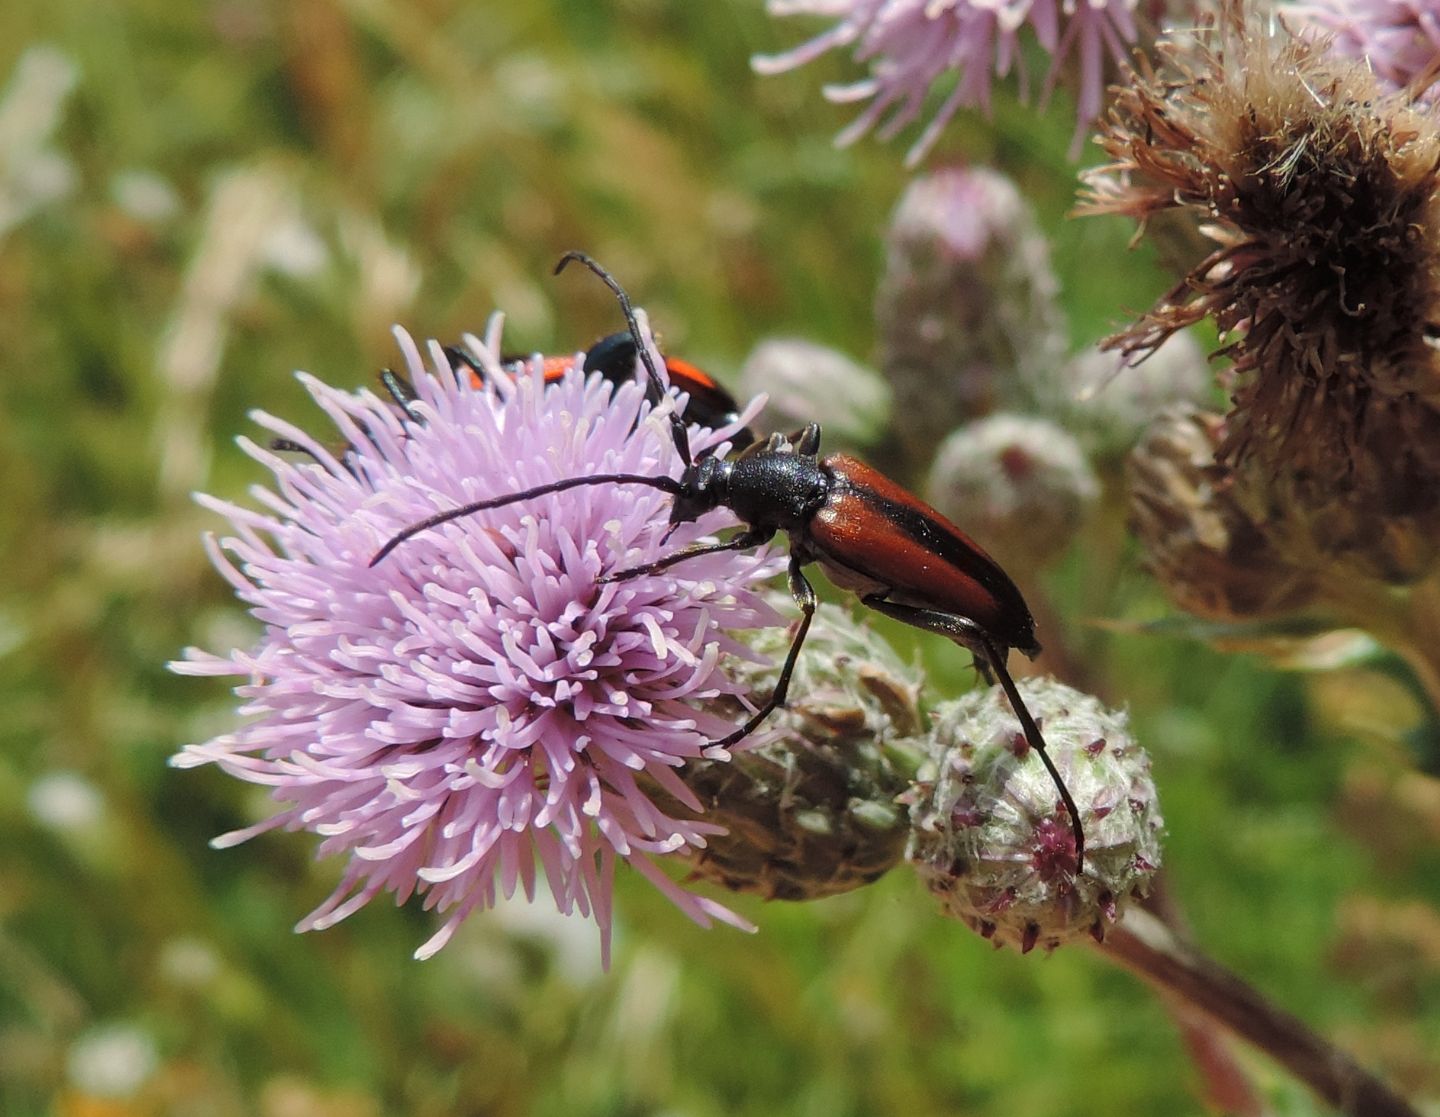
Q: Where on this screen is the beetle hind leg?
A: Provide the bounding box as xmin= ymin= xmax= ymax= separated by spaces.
xmin=859 ymin=594 xmax=1085 ymax=873
xmin=379 ymin=368 xmax=425 ymax=424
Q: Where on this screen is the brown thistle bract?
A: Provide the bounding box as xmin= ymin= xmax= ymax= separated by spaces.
xmin=1127 ymin=407 xmax=1317 ymax=620
xmin=1082 ymin=6 xmax=1440 ymax=585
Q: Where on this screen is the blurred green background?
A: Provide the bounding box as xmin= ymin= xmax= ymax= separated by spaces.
xmin=1 ymin=1 xmax=1437 ymax=1114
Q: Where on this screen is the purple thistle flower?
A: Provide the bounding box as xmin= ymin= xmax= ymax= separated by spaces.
xmin=171 ymin=315 xmax=782 ymax=963
xmin=754 ymin=0 xmax=1146 ymax=164
xmin=1280 ymin=0 xmax=1440 ymax=99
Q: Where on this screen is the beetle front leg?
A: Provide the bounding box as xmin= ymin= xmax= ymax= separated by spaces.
xmin=379 ymin=367 xmax=425 ymax=424
xmin=793 ymin=422 xmax=822 ymax=455
xmin=599 ymin=526 xmax=776 ymax=583
xmin=859 ymin=594 xmax=1085 ymax=872
xmin=710 ymin=554 xmax=817 ymax=750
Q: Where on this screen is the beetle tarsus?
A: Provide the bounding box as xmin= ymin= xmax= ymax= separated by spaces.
xmin=710 ymin=556 xmax=817 ymax=750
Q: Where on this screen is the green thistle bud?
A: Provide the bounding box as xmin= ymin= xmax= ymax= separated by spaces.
xmin=674 ymin=601 xmax=928 ymax=901
xmin=738 ymin=337 xmax=892 ymax=450
xmin=1042 ymin=331 xmax=1215 ymax=459
xmin=907 ymin=679 xmax=1163 ymax=952
xmin=926 ymin=414 xmax=1098 ymax=572
xmin=876 ymin=166 xmax=1066 ymax=469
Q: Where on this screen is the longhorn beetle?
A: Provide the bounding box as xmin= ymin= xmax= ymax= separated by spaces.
xmin=273 ymin=335 xmax=756 ymax=473
xmin=371 ymin=252 xmax=1085 ymax=871
xmin=373 ymin=335 xmax=757 ymax=451
xmin=496 ymin=333 xmax=756 ymax=451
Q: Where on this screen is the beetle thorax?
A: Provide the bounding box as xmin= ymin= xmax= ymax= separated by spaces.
xmin=724 ymin=448 xmax=830 ymax=532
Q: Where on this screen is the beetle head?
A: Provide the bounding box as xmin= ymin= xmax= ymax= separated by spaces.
xmin=668 ymin=456 xmax=731 ymax=526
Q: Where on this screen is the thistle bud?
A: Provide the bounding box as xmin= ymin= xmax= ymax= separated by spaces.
xmin=738 ymin=338 xmax=892 ymax=450
xmin=676 ymin=601 xmax=929 ymax=901
xmin=907 ymin=680 xmax=1163 ymax=952
xmin=1042 ymin=331 xmax=1215 ymax=459
xmin=876 ymin=166 xmax=1066 ymax=469
xmin=1127 ymin=408 xmax=1318 ymax=620
xmin=926 ymin=414 xmax=1098 ymax=572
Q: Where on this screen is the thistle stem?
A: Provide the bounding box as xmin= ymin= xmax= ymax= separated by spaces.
xmin=1027 ymin=558 xmax=1262 ymax=1111
xmin=1140 ymin=880 xmax=1265 ymax=1116
xmin=1097 ymin=908 xmax=1420 ymax=1117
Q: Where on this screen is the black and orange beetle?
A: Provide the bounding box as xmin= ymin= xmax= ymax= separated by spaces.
xmin=293 ymin=324 xmax=755 ymax=469
xmin=505 ymin=333 xmax=755 ymax=450
xmin=390 ymin=332 xmax=757 ymax=451
xmin=373 ymin=252 xmax=1084 ymax=869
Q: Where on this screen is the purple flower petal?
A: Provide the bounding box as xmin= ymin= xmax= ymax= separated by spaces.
xmin=756 ymin=0 xmax=1143 ymax=163
xmin=1281 ymin=0 xmax=1440 ymax=100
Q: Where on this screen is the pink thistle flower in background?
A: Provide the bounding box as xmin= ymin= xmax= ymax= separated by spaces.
xmin=1279 ymin=1 xmax=1440 ymax=99
xmin=171 ymin=316 xmax=780 ymax=963
xmin=754 ymin=0 xmax=1147 ymax=163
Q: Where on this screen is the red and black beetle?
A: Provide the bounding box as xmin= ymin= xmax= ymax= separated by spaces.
xmin=505 ymin=333 xmax=754 ymax=450
xmin=372 ymin=252 xmax=1085 ymax=870
xmin=399 ymin=332 xmax=757 ymax=451
xmin=285 ymin=329 xmax=754 ymax=468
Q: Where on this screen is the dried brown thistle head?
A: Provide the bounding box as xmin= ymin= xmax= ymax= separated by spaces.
xmin=1127 ymin=408 xmax=1317 ymax=621
xmin=1082 ymin=5 xmax=1440 ymax=585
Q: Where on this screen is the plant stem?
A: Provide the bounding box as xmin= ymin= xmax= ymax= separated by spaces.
xmin=1140 ymin=880 xmax=1265 ymax=1116
xmin=1097 ymin=908 xmax=1420 ymax=1117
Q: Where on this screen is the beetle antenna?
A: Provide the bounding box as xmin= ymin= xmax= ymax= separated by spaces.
xmin=981 ymin=644 xmax=1086 ymax=874
xmin=370 ymin=472 xmax=683 ymax=567
xmin=554 ymin=251 xmax=694 ymax=466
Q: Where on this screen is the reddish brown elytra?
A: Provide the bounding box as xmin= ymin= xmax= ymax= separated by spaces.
xmin=372 ymin=253 xmax=1085 ymax=872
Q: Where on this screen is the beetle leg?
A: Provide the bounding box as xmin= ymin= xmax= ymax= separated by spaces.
xmin=379 ymin=368 xmax=425 ymax=424
xmin=441 ymin=346 xmax=482 ymax=384
xmin=269 ymin=437 xmax=324 ymax=464
xmin=859 ymin=595 xmax=1085 ymax=873
xmin=269 ymin=438 xmax=361 ymax=480
xmin=793 ymin=422 xmax=822 ymax=456
xmin=710 ymin=553 xmax=818 ymax=750
xmin=741 ymin=432 xmax=785 ymax=460
xmin=599 ymin=526 xmax=776 ymax=583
